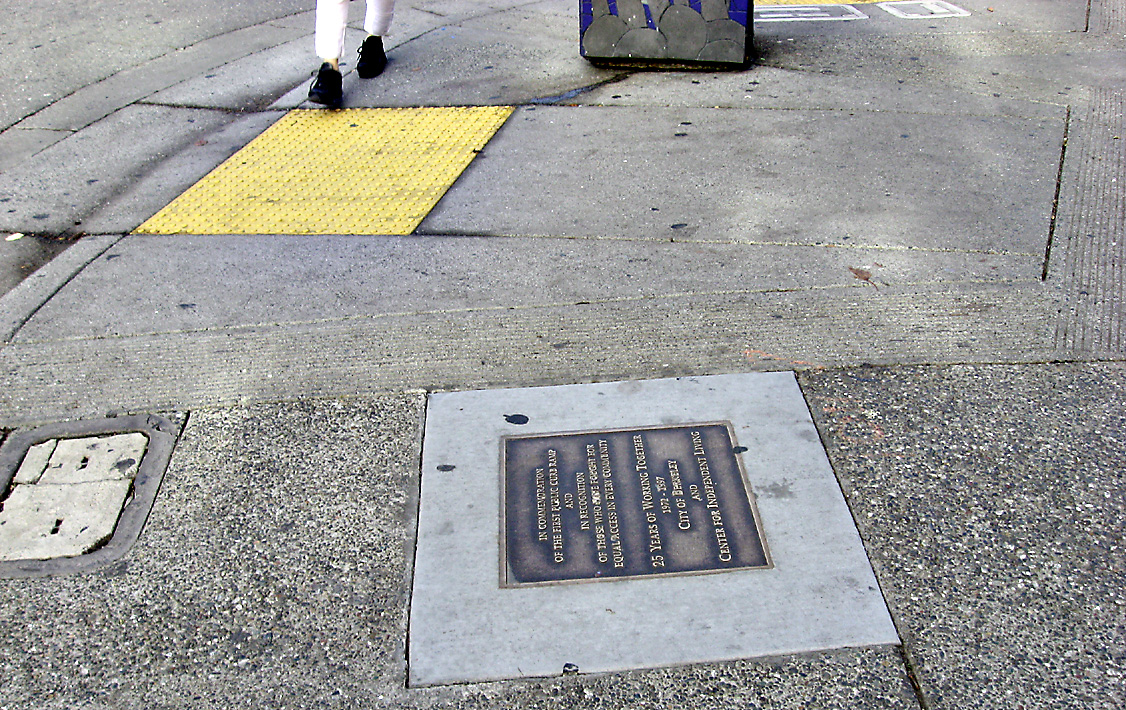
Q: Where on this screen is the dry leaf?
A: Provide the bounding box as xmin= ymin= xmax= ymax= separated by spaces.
xmin=849 ymin=266 xmax=879 ymax=290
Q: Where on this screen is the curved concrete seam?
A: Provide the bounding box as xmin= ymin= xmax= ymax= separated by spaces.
xmin=1 ymin=14 xmax=314 ymax=163
xmin=0 ymin=234 xmax=124 ymax=344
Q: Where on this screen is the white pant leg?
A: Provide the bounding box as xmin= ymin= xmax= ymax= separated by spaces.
xmin=364 ymin=0 xmax=395 ymax=37
xmin=314 ymin=0 xmax=349 ymax=61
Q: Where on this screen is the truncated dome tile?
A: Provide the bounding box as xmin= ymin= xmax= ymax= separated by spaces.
xmin=135 ymin=107 xmax=514 ymax=236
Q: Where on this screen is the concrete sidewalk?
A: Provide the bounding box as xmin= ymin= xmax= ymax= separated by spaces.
xmin=0 ymin=1 xmax=1123 ymax=708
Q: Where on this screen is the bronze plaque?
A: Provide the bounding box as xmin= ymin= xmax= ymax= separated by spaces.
xmin=502 ymin=423 xmax=770 ymax=586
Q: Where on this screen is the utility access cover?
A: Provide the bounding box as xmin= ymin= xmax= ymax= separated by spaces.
xmin=410 ymin=373 xmax=897 ymax=686
xmin=0 ymin=415 xmax=178 ymax=577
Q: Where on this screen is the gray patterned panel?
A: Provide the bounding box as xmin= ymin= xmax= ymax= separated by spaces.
xmin=580 ymin=0 xmax=752 ymax=66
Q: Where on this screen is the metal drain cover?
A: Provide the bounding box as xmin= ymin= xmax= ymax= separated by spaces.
xmin=0 ymin=415 xmax=179 ymax=577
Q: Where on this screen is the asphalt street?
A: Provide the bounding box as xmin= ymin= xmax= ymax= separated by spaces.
xmin=0 ymin=1 xmax=1123 ymax=708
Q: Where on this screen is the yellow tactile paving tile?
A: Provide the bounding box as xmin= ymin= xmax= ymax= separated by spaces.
xmin=135 ymin=106 xmax=514 ymax=236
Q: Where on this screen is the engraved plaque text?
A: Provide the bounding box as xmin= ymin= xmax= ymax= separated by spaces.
xmin=502 ymin=423 xmax=770 ymax=585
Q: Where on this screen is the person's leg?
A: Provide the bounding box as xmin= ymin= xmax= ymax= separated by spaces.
xmin=309 ymin=0 xmax=348 ymax=105
xmin=357 ymin=0 xmax=393 ymax=78
xmin=315 ymin=0 xmax=350 ymax=68
xmin=364 ymin=0 xmax=394 ymax=37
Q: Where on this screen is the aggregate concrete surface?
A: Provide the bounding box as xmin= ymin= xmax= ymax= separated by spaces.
xmin=802 ymin=363 xmax=1125 ymax=709
xmin=0 ymin=0 xmax=1123 ymax=708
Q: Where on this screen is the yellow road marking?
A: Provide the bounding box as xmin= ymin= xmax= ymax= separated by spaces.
xmin=135 ymin=106 xmax=514 ymax=236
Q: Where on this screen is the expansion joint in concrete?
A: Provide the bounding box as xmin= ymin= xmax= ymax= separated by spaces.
xmin=0 ymin=234 xmax=125 ymax=345
xmin=402 ymin=387 xmax=440 ymax=688
xmin=136 ymin=101 xmax=268 ymax=115
xmin=1044 ymin=104 xmax=1072 ymax=282
xmin=897 ymin=644 xmax=932 ymax=710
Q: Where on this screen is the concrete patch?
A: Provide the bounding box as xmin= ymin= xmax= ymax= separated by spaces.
xmin=2 ymin=432 xmax=147 ymax=560
xmin=410 ymin=373 xmax=898 ymax=685
xmin=0 ymin=479 xmax=133 ymax=561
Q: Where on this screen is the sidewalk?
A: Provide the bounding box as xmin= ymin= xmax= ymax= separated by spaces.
xmin=0 ymin=1 xmax=1123 ymax=708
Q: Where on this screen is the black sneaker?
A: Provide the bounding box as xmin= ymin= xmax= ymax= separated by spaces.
xmin=356 ymin=35 xmax=387 ymax=78
xmin=308 ymin=62 xmax=342 ymax=106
